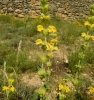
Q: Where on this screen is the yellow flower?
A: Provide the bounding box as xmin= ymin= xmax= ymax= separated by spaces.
xmin=84 ymin=21 xmax=91 ymax=26
xmin=48 ymin=26 xmax=57 ymax=33
xmin=54 ymin=46 xmax=58 ymax=51
xmin=37 ymin=25 xmax=44 ymax=32
xmin=47 ymin=52 xmax=53 ymax=58
xmin=91 ymin=36 xmax=94 ymax=40
xmin=46 ymin=43 xmax=52 ymax=50
xmin=62 ymin=79 xmax=67 ymax=84
xmin=8 ymin=79 xmax=14 ymax=85
xmin=65 ymin=86 xmax=70 ymax=93
xmin=40 ymin=16 xmax=43 ymax=20
xmin=2 ymin=86 xmax=9 ymax=91
xmin=10 ymin=86 xmax=15 ymax=92
xmin=59 ymin=84 xmax=63 ymax=90
xmin=45 ymin=15 xmax=50 ymax=19
xmin=89 ymin=87 xmax=94 ymax=93
xmin=35 ymin=39 xmax=43 ymax=45
xmin=81 ymin=32 xmax=86 ymax=37
xmin=47 ymin=52 xmax=51 ymax=57
xmin=50 ymin=39 xmax=58 ymax=45
xmin=91 ymin=24 xmax=94 ymax=28
xmin=40 ymin=15 xmax=50 ymax=20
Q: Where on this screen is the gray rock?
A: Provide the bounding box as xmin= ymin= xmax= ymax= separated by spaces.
xmin=22 ymin=8 xmax=28 ymax=13
xmin=7 ymin=7 xmax=14 ymax=13
xmin=49 ymin=4 xmax=57 ymax=12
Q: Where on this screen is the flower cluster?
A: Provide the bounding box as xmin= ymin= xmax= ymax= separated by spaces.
xmin=57 ymin=79 xmax=70 ymax=99
xmin=37 ymin=25 xmax=57 ymax=33
xmin=84 ymin=21 xmax=94 ymax=30
xmin=59 ymin=84 xmax=70 ymax=92
xmin=40 ymin=15 xmax=50 ymax=20
xmin=2 ymin=86 xmax=15 ymax=92
xmin=36 ymin=25 xmax=58 ymax=51
xmin=2 ymin=79 xmax=15 ymax=95
xmin=81 ymin=20 xmax=94 ymax=41
xmin=81 ymin=32 xmax=94 ymax=41
xmin=89 ymin=87 xmax=94 ymax=93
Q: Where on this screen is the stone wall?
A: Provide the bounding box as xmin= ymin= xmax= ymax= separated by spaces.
xmin=0 ymin=0 xmax=94 ymax=20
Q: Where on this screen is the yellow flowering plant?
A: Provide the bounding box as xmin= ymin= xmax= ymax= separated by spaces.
xmin=57 ymin=79 xmax=70 ymax=100
xmin=2 ymin=78 xmax=16 ymax=100
xmin=37 ymin=25 xmax=44 ymax=32
xmin=40 ymin=15 xmax=50 ymax=21
xmin=68 ymin=5 xmax=94 ymax=100
xmin=36 ymin=0 xmax=58 ymax=79
xmin=89 ymin=87 xmax=94 ymax=93
xmin=1 ymin=62 xmax=16 ymax=100
xmin=33 ymin=0 xmax=58 ymax=99
xmin=88 ymin=86 xmax=94 ymax=99
xmin=73 ymin=3 xmax=94 ymax=79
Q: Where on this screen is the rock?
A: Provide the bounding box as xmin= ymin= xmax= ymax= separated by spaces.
xmin=22 ymin=8 xmax=28 ymax=13
xmin=18 ymin=14 xmax=25 ymax=18
xmin=7 ymin=3 xmax=13 ymax=7
xmin=31 ymin=10 xmax=36 ymax=15
xmin=0 ymin=10 xmax=4 ymax=14
xmin=3 ymin=7 xmax=7 ymax=11
xmin=31 ymin=0 xmax=36 ymax=4
xmin=58 ymin=8 xmax=63 ymax=13
xmin=1 ymin=0 xmax=9 ymax=4
xmin=36 ymin=10 xmax=41 ymax=14
xmin=13 ymin=12 xmax=18 ymax=17
xmin=7 ymin=7 xmax=14 ymax=13
xmin=27 ymin=0 xmax=31 ymax=1
xmin=49 ymin=4 xmax=57 ymax=12
xmin=15 ymin=9 xmax=22 ymax=14
xmin=62 ymin=14 xmax=67 ymax=19
xmin=35 ymin=2 xmax=41 ymax=6
xmin=56 ymin=13 xmax=62 ymax=17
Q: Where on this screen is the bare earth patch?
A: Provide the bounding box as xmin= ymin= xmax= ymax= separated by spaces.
xmin=21 ymin=72 xmax=42 ymax=88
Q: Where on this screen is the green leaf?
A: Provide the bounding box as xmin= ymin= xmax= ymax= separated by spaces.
xmin=32 ymin=92 xmax=39 ymax=100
